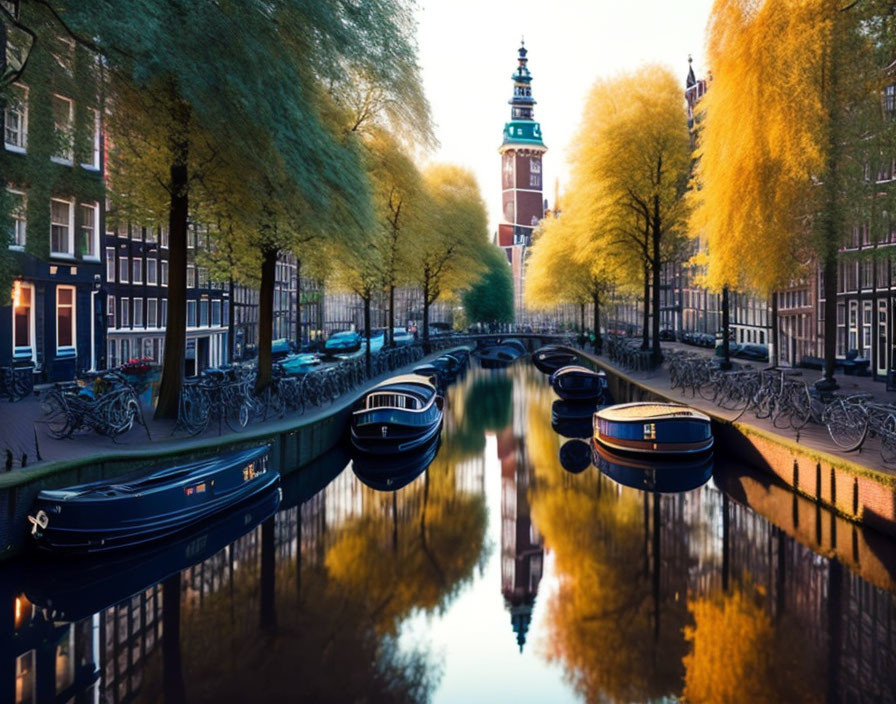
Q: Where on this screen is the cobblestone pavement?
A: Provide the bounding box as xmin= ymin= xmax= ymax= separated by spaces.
xmin=592 ymin=339 xmax=896 ymax=476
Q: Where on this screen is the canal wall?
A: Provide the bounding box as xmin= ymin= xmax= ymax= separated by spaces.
xmin=0 ymin=345 xmax=471 ymax=560
xmin=579 ymin=348 xmax=896 ymax=539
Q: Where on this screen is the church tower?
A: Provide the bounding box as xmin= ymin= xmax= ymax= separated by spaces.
xmin=498 ymin=40 xmax=547 ymax=316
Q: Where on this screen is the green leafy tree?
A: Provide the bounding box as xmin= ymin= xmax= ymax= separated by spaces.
xmin=462 ymin=244 xmax=514 ymax=327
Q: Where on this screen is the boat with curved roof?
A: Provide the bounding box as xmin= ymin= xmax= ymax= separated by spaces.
xmin=593 ymin=402 xmax=713 ymax=456
xmin=550 ymin=365 xmax=607 ymax=401
xmin=533 ymin=345 xmax=579 ymax=375
xmin=351 ymin=374 xmax=443 ymax=454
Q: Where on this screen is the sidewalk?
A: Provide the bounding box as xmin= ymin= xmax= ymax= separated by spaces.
xmin=0 ymin=346 xmax=471 ymax=476
xmin=590 ymin=339 xmax=896 ymax=477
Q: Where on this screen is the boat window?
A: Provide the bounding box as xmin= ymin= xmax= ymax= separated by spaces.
xmin=366 ymin=392 xmax=420 ymax=410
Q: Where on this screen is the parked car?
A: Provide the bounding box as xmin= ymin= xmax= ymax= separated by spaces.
xmin=659 ymin=328 xmax=676 ymax=341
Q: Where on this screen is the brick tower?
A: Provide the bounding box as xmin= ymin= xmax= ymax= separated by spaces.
xmin=497 ymin=40 xmax=547 ymax=318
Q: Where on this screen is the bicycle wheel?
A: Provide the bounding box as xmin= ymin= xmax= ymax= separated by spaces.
xmin=881 ymin=415 xmax=896 ymax=464
xmin=180 ymin=393 xmax=210 ymax=436
xmin=825 ymin=403 xmax=867 ymax=451
xmin=788 ymin=386 xmax=813 ymax=430
xmin=41 ymin=391 xmax=72 ymax=438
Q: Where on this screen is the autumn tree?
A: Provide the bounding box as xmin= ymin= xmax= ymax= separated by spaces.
xmin=568 ymin=67 xmax=691 ymax=362
xmin=692 ymin=0 xmax=892 ymax=386
xmin=462 ymin=244 xmax=514 ymax=328
xmin=410 ymin=165 xmax=489 ymax=347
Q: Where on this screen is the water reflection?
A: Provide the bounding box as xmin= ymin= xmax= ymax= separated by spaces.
xmin=591 ymin=442 xmax=713 ymax=493
xmin=1 ymin=362 xmax=895 ymax=702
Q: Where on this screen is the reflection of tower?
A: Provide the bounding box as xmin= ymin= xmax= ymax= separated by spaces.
xmin=497 ymin=39 xmax=547 ymax=320
xmin=498 ymin=419 xmax=544 ymax=652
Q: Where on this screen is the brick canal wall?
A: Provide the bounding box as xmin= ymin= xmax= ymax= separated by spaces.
xmin=584 ymin=349 xmax=896 ymax=539
xmin=0 ymin=346 xmax=470 ymax=560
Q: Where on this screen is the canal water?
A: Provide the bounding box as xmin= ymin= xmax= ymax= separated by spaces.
xmin=4 ymin=361 xmax=896 ymax=703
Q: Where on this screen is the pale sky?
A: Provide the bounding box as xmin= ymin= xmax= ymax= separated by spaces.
xmin=416 ymin=0 xmax=715 ymax=235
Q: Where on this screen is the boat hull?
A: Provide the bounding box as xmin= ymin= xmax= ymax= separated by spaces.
xmin=30 ymin=446 xmax=278 ymax=554
xmin=533 ymin=345 xmax=579 ymax=375
xmin=352 ymin=434 xmax=442 ymax=490
xmin=593 ymin=403 xmax=713 ymax=456
xmin=350 ymin=412 xmax=443 ymax=454
xmin=550 ymin=366 xmax=607 ymax=401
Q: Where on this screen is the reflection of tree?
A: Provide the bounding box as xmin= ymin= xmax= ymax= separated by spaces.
xmin=325 ymin=454 xmax=488 ymax=633
xmin=683 ymin=585 xmax=823 ymax=704
xmin=527 ymin=395 xmax=690 ymax=702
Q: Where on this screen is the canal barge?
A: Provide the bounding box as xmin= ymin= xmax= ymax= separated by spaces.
xmin=24 ymin=484 xmax=281 ymax=621
xmin=533 ymin=345 xmax=579 ymax=375
xmin=28 ymin=445 xmax=277 ymax=554
xmin=350 ymin=374 xmax=443 ymax=454
xmin=476 ymin=339 xmax=526 ymax=369
xmin=550 ymin=365 xmax=607 ymax=401
xmin=593 ymin=402 xmax=713 ymax=456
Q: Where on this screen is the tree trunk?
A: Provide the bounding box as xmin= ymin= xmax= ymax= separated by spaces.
xmin=641 ymin=262 xmax=650 ymax=350
xmin=364 ymin=294 xmax=372 ymax=377
xmin=227 ymin=276 xmax=235 ymax=363
xmin=422 ymin=278 xmax=431 ymax=354
xmin=822 ymin=252 xmax=838 ymax=387
xmin=721 ymin=285 xmax=731 ymax=370
xmin=593 ymin=289 xmax=602 ymax=353
xmin=154 ymin=97 xmax=190 ymax=420
xmin=580 ymin=302 xmax=585 ymax=336
xmin=256 ymin=248 xmax=277 ymax=393
xmin=771 ymin=292 xmax=779 ymax=367
xmin=388 ymin=284 xmax=395 ymax=348
xmin=651 ymin=196 xmax=662 ymax=365
xmin=295 ymin=258 xmax=302 ymax=350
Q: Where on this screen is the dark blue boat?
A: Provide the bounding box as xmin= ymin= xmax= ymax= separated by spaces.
xmin=23 ymin=485 xmax=281 ymax=621
xmin=28 ymin=445 xmax=278 ymax=554
xmin=476 ymin=339 xmax=526 ymax=369
xmin=352 ymin=434 xmax=441 ymax=491
xmin=591 ymin=440 xmax=713 ymax=493
xmin=533 ymin=345 xmax=579 ymax=375
xmin=594 ymin=402 xmax=713 ymax=456
xmin=350 ymin=374 xmax=443 ymax=454
xmin=550 ymin=365 xmax=607 ymax=401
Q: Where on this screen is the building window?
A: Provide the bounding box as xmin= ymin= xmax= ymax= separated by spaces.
xmin=212 ymin=300 xmax=221 ymax=326
xmin=51 ymin=95 xmax=74 ymax=163
xmin=222 ymin=300 xmax=229 ymax=326
xmin=12 ymin=281 xmax=33 ymax=354
xmin=8 ymin=190 xmax=25 ymax=248
xmin=120 ymin=297 xmax=129 ymax=328
xmin=56 ymin=286 xmax=75 ymax=350
xmin=4 ymin=84 xmax=27 ymax=152
xmin=82 ymin=108 xmax=100 ymax=170
xmin=80 ymin=203 xmax=99 ymax=259
xmin=160 ymin=260 xmax=168 ymax=286
xmin=187 ymin=300 xmax=197 ymax=327
xmin=160 ymin=226 xmax=169 ymax=248
xmin=147 ymin=258 xmax=158 ymax=285
xmin=132 ymin=257 xmax=143 ymax=284
xmin=200 ymin=298 xmax=209 ymax=327
xmin=105 ymin=247 xmax=116 ymax=282
xmin=145 ymin=225 xmax=157 ymax=244
xmin=187 ymin=265 xmax=195 ymax=288
xmin=119 ymin=255 xmax=129 ymax=283
xmin=198 ymin=267 xmax=207 ymax=288
xmin=147 ymin=298 xmax=158 ymax=328
xmin=107 ymin=294 xmax=115 ymax=329
xmin=50 ymin=198 xmax=74 ymax=256
xmin=133 ymin=297 xmax=143 ymax=328
xmin=161 ymin=298 xmax=168 ymax=327
xmin=886 ymin=84 xmax=896 ymax=119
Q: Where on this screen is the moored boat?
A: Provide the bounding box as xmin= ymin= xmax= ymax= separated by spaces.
xmin=550 ymin=365 xmax=607 ymax=401
xmin=350 ymin=374 xmax=443 ymax=454
xmin=593 ymin=402 xmax=713 ymax=456
xmin=24 ymin=485 xmax=281 ymax=621
xmin=591 ymin=440 xmax=713 ymax=493
xmin=476 ymin=341 xmax=525 ymax=369
xmin=533 ymin=345 xmax=579 ymax=375
xmin=278 ymin=352 xmax=321 ymax=375
xmin=28 ymin=446 xmax=278 ymax=554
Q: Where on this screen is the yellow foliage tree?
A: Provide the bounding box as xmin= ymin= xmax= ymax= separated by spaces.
xmin=692 ymin=0 xmax=883 ymax=384
xmin=567 ymin=66 xmax=691 ymax=361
